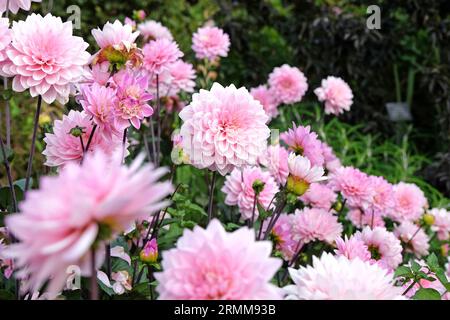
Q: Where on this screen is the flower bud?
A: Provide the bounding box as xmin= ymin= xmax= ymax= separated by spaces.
xmin=286 ymin=175 xmax=309 ymax=196
xmin=68 ymin=125 xmax=85 ymax=138
xmin=252 ymin=179 xmax=265 ymax=195
xmin=422 ymin=213 xmax=435 ymax=226
xmin=333 ymin=200 xmax=343 ymax=212
xmin=140 ymin=238 xmax=158 ymax=264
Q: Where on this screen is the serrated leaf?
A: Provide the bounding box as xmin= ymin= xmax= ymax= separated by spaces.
xmin=412 ymin=288 xmax=441 ymax=300
xmin=426 ymin=253 xmax=439 ymax=271
xmin=411 ymin=261 xmax=421 ymax=273
xmin=394 ymin=266 xmax=412 ymax=278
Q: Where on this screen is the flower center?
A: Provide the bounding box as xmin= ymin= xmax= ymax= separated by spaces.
xmin=368 ymin=245 xmax=382 ymax=260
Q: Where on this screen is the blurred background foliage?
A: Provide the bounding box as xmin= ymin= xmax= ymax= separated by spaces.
xmin=2 ymin=0 xmax=450 ymax=200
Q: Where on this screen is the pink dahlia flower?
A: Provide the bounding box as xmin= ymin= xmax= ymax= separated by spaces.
xmin=79 ymin=83 xmax=119 ymax=139
xmin=250 ymin=85 xmax=279 ymax=120
xmin=281 ymin=124 xmax=324 ymax=166
xmin=179 ymin=83 xmax=270 ymax=175
xmin=335 ymin=236 xmax=372 ymax=262
xmin=0 ymin=0 xmax=41 ymax=14
xmin=42 ymin=110 xmax=123 ymax=167
xmin=300 ymin=182 xmax=337 ymax=210
xmin=270 ymin=214 xmax=297 ymax=261
xmin=394 ymin=221 xmax=430 ymax=258
xmin=92 ymin=20 xmax=140 ymax=49
xmin=0 ymin=18 xmax=11 ymax=62
xmin=155 ymin=219 xmax=282 ymax=300
xmin=288 ymin=154 xmax=327 ymax=185
xmin=192 ymin=25 xmax=230 ymax=61
xmin=347 ymin=208 xmax=385 ymax=228
xmin=321 ymin=141 xmax=341 ymax=173
xmin=285 ymin=253 xmax=403 ymax=300
xmin=314 ymin=76 xmax=353 ymax=115
xmin=143 ymin=38 xmax=183 ymax=75
xmin=81 ymin=62 xmax=111 ymax=87
xmin=268 ymin=64 xmax=308 ymax=105
xmin=5 ymin=151 xmax=173 ymax=293
xmin=222 ymin=167 xmax=279 ymax=220
xmin=138 ymin=20 xmax=173 ymax=42
xmin=329 ymin=166 xmax=374 ymax=210
xmin=111 ymin=68 xmax=153 ymax=129
xmin=390 ymin=182 xmax=427 ymax=222
xmin=168 ymin=60 xmax=196 ymax=94
xmin=0 ymin=13 xmax=90 ymax=104
xmin=367 ymin=175 xmax=395 ymax=217
xmin=355 ymin=227 xmax=403 ymax=270
xmin=292 ymin=208 xmax=342 ymax=244
xmin=259 ymin=144 xmax=289 ymax=186
xmin=429 ymin=208 xmax=450 ymax=240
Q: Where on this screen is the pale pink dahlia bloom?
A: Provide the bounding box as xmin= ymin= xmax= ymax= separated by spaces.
xmin=285 ymin=253 xmax=403 ymax=300
xmin=42 ymin=110 xmax=123 ymax=167
xmin=394 ymin=221 xmax=429 ymax=257
xmin=111 ymin=68 xmax=153 ymax=129
xmin=390 ymin=182 xmax=427 ymax=222
xmin=292 ymin=208 xmax=342 ymax=244
xmin=329 ymin=166 xmax=374 ymax=210
xmin=179 ymin=83 xmax=270 ymax=175
xmin=321 ymin=141 xmax=341 ymax=173
xmin=367 ymin=175 xmax=395 ymax=217
xmin=168 ymin=60 xmax=196 ymax=94
xmin=281 ymin=124 xmax=324 ymax=166
xmin=259 ymin=144 xmax=289 ymax=186
xmin=335 ymin=236 xmax=371 ymax=262
xmin=192 ymin=25 xmax=230 ymax=61
xmin=314 ymin=76 xmax=353 ymax=115
xmin=0 ymin=0 xmax=41 ymax=14
xmin=287 ymin=153 xmax=327 ymax=184
xmin=0 ymin=13 xmax=90 ymax=104
xmin=250 ymin=85 xmax=279 ymax=120
xmin=347 ymin=208 xmax=385 ymax=228
xmin=81 ymin=61 xmax=111 ymax=87
xmin=429 ymin=208 xmax=450 ymax=240
xmin=138 ymin=20 xmax=173 ymax=42
xmin=300 ymin=182 xmax=337 ymax=210
xmin=92 ymin=20 xmax=139 ymax=49
xmin=5 ymin=151 xmax=173 ymax=293
xmin=79 ymin=83 xmax=119 ymax=139
xmin=0 ymin=18 xmax=11 ymax=62
xmin=355 ymin=227 xmax=403 ymax=270
xmin=222 ymin=167 xmax=279 ymax=220
xmin=143 ymin=38 xmax=183 ymax=75
xmin=155 ymin=219 xmax=282 ymax=300
xmin=268 ymin=64 xmax=308 ymax=105
xmin=270 ymin=214 xmax=297 ymax=260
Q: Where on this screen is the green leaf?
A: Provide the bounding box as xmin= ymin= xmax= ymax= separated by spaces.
xmin=411 ymin=261 xmax=421 ymax=273
xmin=394 ymin=266 xmax=412 ymax=278
xmin=412 ymin=288 xmax=441 ymax=300
xmin=426 ymin=253 xmax=439 ymax=271
xmin=0 ymin=146 xmax=13 ymax=163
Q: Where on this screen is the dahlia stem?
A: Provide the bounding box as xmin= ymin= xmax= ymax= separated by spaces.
xmin=121 ymin=127 xmax=128 ymax=163
xmin=90 ymin=249 xmax=99 ymax=300
xmin=250 ymin=193 xmax=258 ymax=228
xmin=147 ymin=265 xmax=154 ymax=300
xmin=149 ymin=119 xmax=157 ymax=165
xmin=155 ymin=74 xmax=161 ymax=165
xmin=84 ymin=124 xmax=97 ymax=153
xmin=3 ymin=1 xmax=10 ymax=148
xmin=263 ymin=197 xmax=287 ymax=240
xmin=24 ymin=95 xmax=42 ymax=192
xmin=105 ymin=244 xmax=111 ymax=279
xmin=370 ymin=209 xmax=375 ymax=229
xmin=407 ymin=225 xmax=422 ymax=245
xmin=207 ymin=171 xmax=217 ymax=223
xmin=142 ymin=129 xmax=153 ymax=163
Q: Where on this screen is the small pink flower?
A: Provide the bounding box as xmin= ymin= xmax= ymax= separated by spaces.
xmin=281 ymin=124 xmax=325 ymax=166
xmin=140 ymin=238 xmax=158 ymax=263
xmin=270 ymin=214 xmax=297 ymax=261
xmin=288 ymin=154 xmax=326 ymax=183
xmin=81 ymin=61 xmax=111 ymax=87
xmin=335 ymin=236 xmax=372 ymax=262
xmin=429 ymin=208 xmax=450 ymax=240
xmin=179 ymin=83 xmax=270 ymax=175
xmin=292 ymin=208 xmax=342 ymax=244
xmin=0 ymin=13 xmax=90 ymax=104
xmin=286 ymin=253 xmax=404 ymax=300
xmin=300 ymin=183 xmax=337 ymax=210
xmin=124 ymin=17 xmax=136 ymax=30
xmin=5 ymin=151 xmax=173 ymax=294
xmin=138 ymin=20 xmax=173 ymax=42
xmin=155 ymin=219 xmax=282 ymax=300
xmin=347 ymin=208 xmax=385 ymax=228
xmin=222 ymin=167 xmax=279 ymax=220
xmin=143 ymin=38 xmax=183 ymax=75
xmin=329 ymin=166 xmax=374 ymax=210
xmin=250 ymin=85 xmax=279 ymax=120
xmin=42 ymin=110 xmax=123 ymax=167
xmin=79 ymin=82 xmax=119 ymax=139
xmin=321 ymin=142 xmax=341 ymax=173
xmin=192 ymin=25 xmax=230 ymax=61
xmin=259 ymin=144 xmax=289 ymax=186
xmin=268 ymin=64 xmax=308 ymax=105
xmin=0 ymin=18 xmax=11 ymax=62
xmin=92 ymin=20 xmax=139 ymax=49
xmin=168 ymin=60 xmax=196 ymax=94
xmin=367 ymin=176 xmax=395 ymax=218
xmin=0 ymin=0 xmax=41 ymax=14
xmin=394 ymin=221 xmax=429 ymax=258
xmin=314 ymin=76 xmax=353 ymax=115
xmin=390 ymin=182 xmax=427 ymax=222
xmin=355 ymin=227 xmax=403 ymax=270
xmin=111 ymin=68 xmax=154 ymax=129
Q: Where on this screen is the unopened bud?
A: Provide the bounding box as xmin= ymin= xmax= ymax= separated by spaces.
xmin=252 ymin=179 xmax=265 ymax=195
xmin=69 ymin=126 xmax=85 ymax=137
xmin=286 ymin=175 xmax=309 ymax=196
xmin=139 ymin=238 xmax=158 ymax=264
xmin=333 ymin=200 xmax=343 ymax=212
xmin=423 ymin=213 xmax=435 ymax=226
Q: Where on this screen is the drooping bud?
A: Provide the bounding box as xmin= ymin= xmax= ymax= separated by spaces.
xmin=252 ymin=179 xmax=265 ymax=196
xmin=68 ymin=125 xmax=86 ymax=138
xmin=139 ymin=238 xmax=158 ymax=264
